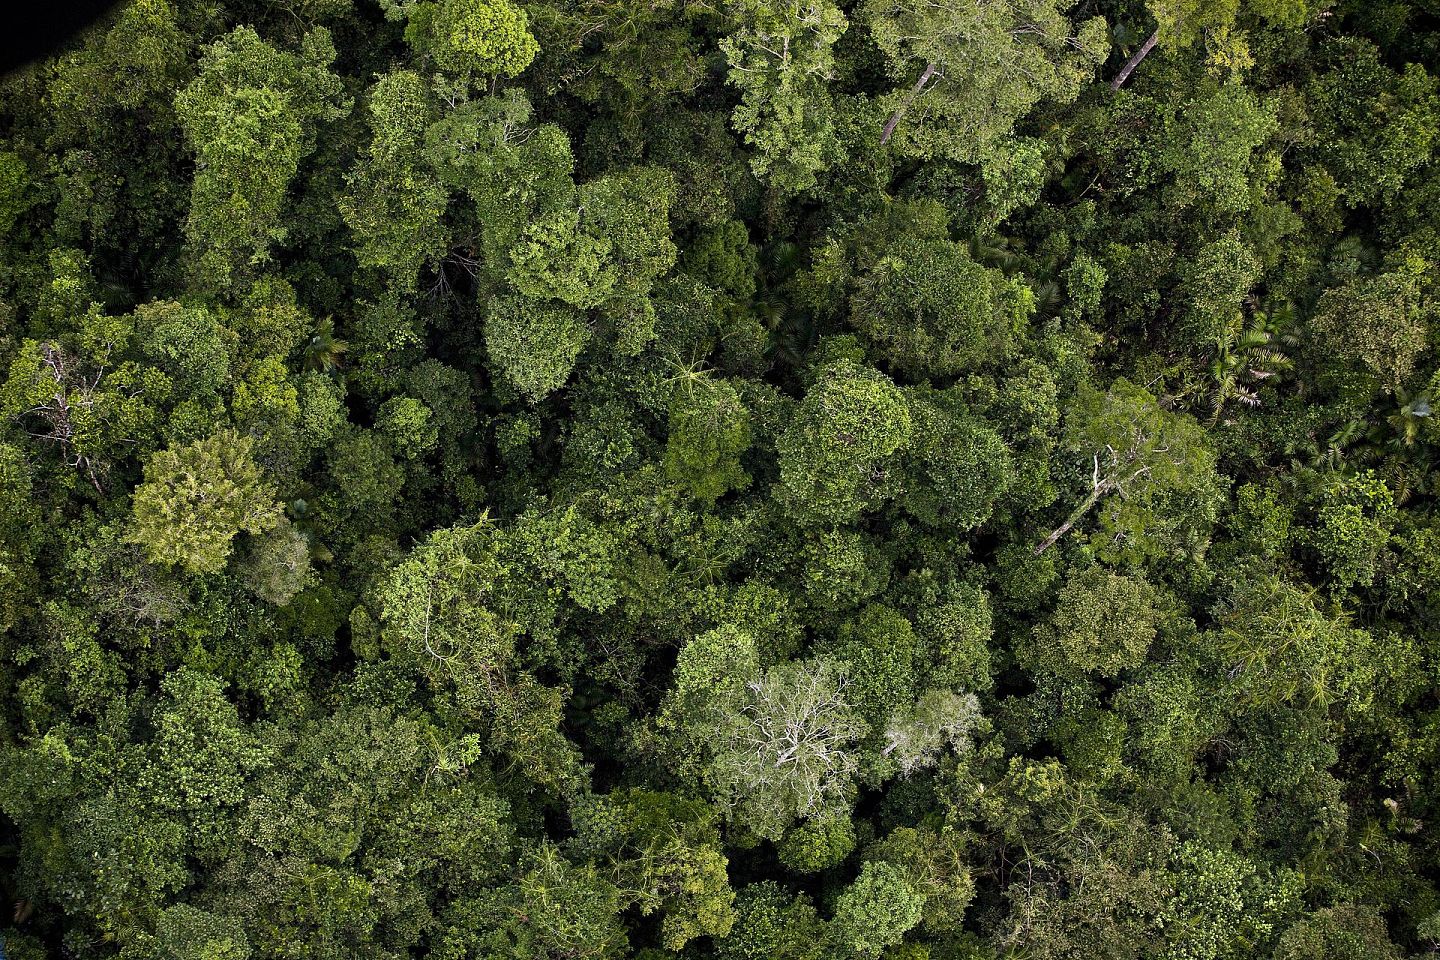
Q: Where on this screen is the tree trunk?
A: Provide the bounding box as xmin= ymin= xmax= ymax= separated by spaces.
xmin=881 ymin=61 xmax=938 ymax=145
xmin=1033 ymin=480 xmax=1112 ymax=556
xmin=1110 ymin=28 xmax=1160 ymax=90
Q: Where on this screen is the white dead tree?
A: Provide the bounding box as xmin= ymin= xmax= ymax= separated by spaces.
xmin=705 ymin=658 xmax=866 ymax=840
xmin=882 ymin=689 xmax=982 ymax=775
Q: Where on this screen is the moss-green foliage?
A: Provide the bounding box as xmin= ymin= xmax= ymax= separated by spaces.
xmin=1024 ymin=566 xmax=1161 ymax=678
xmin=831 ymin=861 xmax=925 ymax=957
xmin=484 ymin=294 xmax=591 ymax=400
xmin=717 ymin=882 xmax=826 ymax=960
xmin=777 ymin=812 xmax=856 ymax=872
xmin=664 ymin=376 xmax=751 ymax=503
xmin=507 ymin=207 xmax=618 ymax=308
xmin=850 ymin=239 xmax=1032 ymax=378
xmin=1309 ymin=259 xmax=1432 ymax=389
xmin=827 ymin=603 xmax=919 ymax=727
xmin=863 ymin=0 xmax=1107 ymax=165
xmin=680 ymin=220 xmax=759 ymax=300
xmin=1274 ymin=904 xmax=1404 ymax=960
xmin=1178 ymin=233 xmax=1262 ymax=352
xmin=721 ymin=0 xmax=846 ymax=192
xmin=777 ymin=360 xmax=912 ymax=524
xmin=903 ymin=399 xmax=1014 ymax=530
xmin=569 ymin=788 xmax=736 ymax=948
xmin=175 ymin=27 xmax=347 ymax=289
xmin=1310 ymin=469 xmax=1397 ymax=590
xmin=408 ymin=0 xmax=539 ymax=81
xmin=339 ymin=70 xmax=450 ymax=288
xmin=5 ymin=2 xmax=1440 ymax=957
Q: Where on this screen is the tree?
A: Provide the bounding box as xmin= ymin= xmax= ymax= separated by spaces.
xmin=1022 ymin=566 xmax=1162 ymax=677
xmin=1309 ymin=259 xmax=1432 ymax=391
xmin=137 ymin=669 xmax=264 ymax=858
xmin=796 ymin=526 xmax=891 ymax=610
xmin=1158 ymin=841 xmax=1298 ymax=960
xmin=864 ymin=0 xmax=1107 ymax=163
xmin=830 ymin=861 xmax=924 ymax=957
xmin=721 ymin=0 xmax=848 ymax=192
xmin=133 ymin=300 xmax=236 ymax=402
xmin=405 ymin=0 xmax=540 ymax=82
xmin=0 ymin=443 xmax=39 ymax=634
xmin=1158 ymin=85 xmax=1278 ymax=215
xmin=569 ymin=789 xmax=736 ymax=948
xmin=1213 ymin=575 xmax=1382 ymax=711
xmin=664 ymin=375 xmax=752 ymax=503
xmin=577 ymin=166 xmax=678 ymax=352
xmin=1110 ymin=0 xmax=1318 ymax=89
xmin=46 ymin=0 xmax=190 ymax=135
xmin=378 ymin=519 xmax=515 ymax=698
xmin=867 ymin=827 xmax=975 ymax=934
xmin=1034 ymin=378 xmax=1218 ymax=556
xmin=849 ymin=238 xmax=1032 ymax=377
xmin=777 ymin=361 xmax=913 ymax=524
xmin=1309 ymin=469 xmax=1396 ymax=591
xmin=1177 ymin=233 xmax=1262 ymax=352
xmin=0 ymin=150 xmax=33 ymax=237
xmin=175 ymin=28 xmax=347 ymax=289
xmin=377 ymin=395 xmax=439 ymax=459
xmin=119 ymin=904 xmax=251 ymax=960
xmin=826 ymin=603 xmax=920 ymax=733
xmin=484 ymin=295 xmax=591 ymax=401
xmin=425 ymin=92 xmax=576 ymax=265
xmin=507 ymin=207 xmax=618 ymax=308
xmin=881 ymin=688 xmax=983 ymax=776
xmin=436 ymin=845 xmax=628 ymax=959
xmin=340 ymin=71 xmax=450 ymax=290
xmin=679 ymin=219 xmax=759 ymax=300
xmin=377 ymin=516 xmax=594 ymax=793
xmin=1303 ymin=37 xmax=1439 ymax=208
xmin=717 ymin=882 xmax=826 ymax=960
xmin=128 ymin=429 xmax=283 ymax=575
xmin=903 ymin=401 xmax=1014 ymax=531
xmin=1274 ymin=904 xmax=1403 ymax=960
xmin=700 ymin=658 xmax=866 ymax=839
xmin=238 ymin=518 xmax=313 ymax=606
xmin=776 ymin=811 xmax=856 ymax=872
xmin=0 ymin=314 xmax=163 ymax=494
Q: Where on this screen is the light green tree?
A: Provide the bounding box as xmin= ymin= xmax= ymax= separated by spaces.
xmin=1034 ymin=378 xmax=1218 ymax=557
xmin=484 ymin=295 xmax=591 ymax=401
xmin=175 ymin=28 xmax=347 ymax=289
xmin=721 ymin=0 xmax=848 ymax=191
xmin=339 ymin=70 xmax=450 ymax=290
xmin=664 ymin=376 xmax=752 ymax=504
xmin=405 ymin=0 xmax=540 ymax=82
xmin=1022 ymin=566 xmax=1162 ymax=677
xmin=866 ymin=0 xmax=1107 ymax=163
xmin=830 ymin=861 xmax=924 ymax=957
xmin=849 ymin=239 xmax=1033 ymax=377
xmin=128 ymin=429 xmax=283 ymax=575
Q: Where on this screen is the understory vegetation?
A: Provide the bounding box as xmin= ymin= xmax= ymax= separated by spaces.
xmin=3 ymin=0 xmax=1440 ymax=957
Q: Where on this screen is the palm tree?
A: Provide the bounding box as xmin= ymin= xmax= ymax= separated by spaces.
xmin=1386 ymin=388 xmax=1433 ymax=447
xmin=303 ymin=317 xmax=349 ymax=374
xmin=1208 ymin=303 xmax=1294 ymax=424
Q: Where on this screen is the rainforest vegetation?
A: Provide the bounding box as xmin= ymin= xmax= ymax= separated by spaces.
xmin=2 ymin=0 xmax=1440 ymax=956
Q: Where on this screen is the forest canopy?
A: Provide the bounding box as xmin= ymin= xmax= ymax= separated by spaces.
xmin=2 ymin=0 xmax=1440 ymax=957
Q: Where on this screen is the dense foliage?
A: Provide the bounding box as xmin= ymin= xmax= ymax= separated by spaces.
xmin=2 ymin=0 xmax=1440 ymax=957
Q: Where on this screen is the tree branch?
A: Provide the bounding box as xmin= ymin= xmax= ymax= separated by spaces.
xmin=1033 ymin=478 xmax=1114 ymax=556
xmin=1110 ymin=28 xmax=1160 ymax=90
xmin=881 ymin=60 xmax=939 ymax=145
